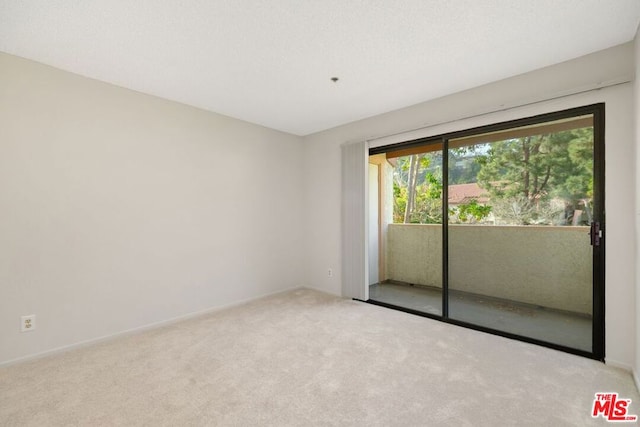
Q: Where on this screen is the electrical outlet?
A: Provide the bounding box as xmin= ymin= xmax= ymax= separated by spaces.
xmin=328 ymin=268 xmax=333 ymax=278
xmin=21 ymin=315 xmax=36 ymax=332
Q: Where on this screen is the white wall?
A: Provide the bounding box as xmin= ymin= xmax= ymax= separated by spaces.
xmin=303 ymin=42 xmax=636 ymax=368
xmin=0 ymin=52 xmax=305 ymax=365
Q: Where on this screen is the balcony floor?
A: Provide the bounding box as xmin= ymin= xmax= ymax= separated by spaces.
xmin=369 ymin=282 xmax=592 ymax=352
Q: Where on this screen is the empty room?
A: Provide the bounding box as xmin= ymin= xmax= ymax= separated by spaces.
xmin=2 ymin=1 xmax=640 ymax=425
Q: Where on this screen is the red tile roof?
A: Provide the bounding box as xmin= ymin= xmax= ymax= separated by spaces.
xmin=448 ymin=183 xmax=489 ymax=205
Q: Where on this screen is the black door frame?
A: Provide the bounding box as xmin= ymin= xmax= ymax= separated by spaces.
xmin=367 ymin=103 xmax=605 ymax=361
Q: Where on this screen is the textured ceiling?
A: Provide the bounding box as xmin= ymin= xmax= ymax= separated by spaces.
xmin=1 ymin=1 xmax=639 ymax=136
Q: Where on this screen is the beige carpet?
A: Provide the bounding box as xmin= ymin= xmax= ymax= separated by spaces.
xmin=0 ymin=288 xmax=637 ymax=426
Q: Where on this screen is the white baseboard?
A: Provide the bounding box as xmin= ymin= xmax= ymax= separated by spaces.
xmin=605 ymin=359 xmax=634 ymax=372
xmin=0 ymin=285 xmax=303 ymax=368
xmin=303 ymin=284 xmax=341 ymax=297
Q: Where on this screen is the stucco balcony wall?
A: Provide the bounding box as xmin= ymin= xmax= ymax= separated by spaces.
xmin=386 ymin=224 xmax=592 ymax=315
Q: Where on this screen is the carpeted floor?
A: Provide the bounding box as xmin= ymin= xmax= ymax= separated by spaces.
xmin=369 ymin=282 xmax=592 ymax=351
xmin=0 ymin=288 xmax=637 ymax=426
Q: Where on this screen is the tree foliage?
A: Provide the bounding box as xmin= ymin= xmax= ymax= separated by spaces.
xmin=450 ymin=200 xmax=492 ymax=223
xmin=474 ymin=128 xmax=593 ymax=225
xmin=389 ymin=127 xmax=593 ymax=226
xmin=393 ymin=154 xmax=443 ymax=224
xmin=448 ymin=149 xmax=481 ymax=184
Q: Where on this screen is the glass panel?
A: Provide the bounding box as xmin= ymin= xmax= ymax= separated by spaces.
xmin=447 ymin=115 xmax=594 ymax=352
xmin=368 ymin=146 xmax=443 ymax=316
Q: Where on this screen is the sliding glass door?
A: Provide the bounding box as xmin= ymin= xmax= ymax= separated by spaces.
xmin=367 ymin=104 xmax=604 ymax=360
xmin=447 ymin=112 xmax=599 ymax=353
xmin=368 ymin=144 xmax=443 ymax=316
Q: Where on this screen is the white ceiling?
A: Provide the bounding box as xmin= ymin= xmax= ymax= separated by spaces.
xmin=1 ymin=1 xmax=639 ymax=136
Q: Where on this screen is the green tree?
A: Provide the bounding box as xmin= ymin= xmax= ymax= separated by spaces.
xmin=474 ymin=128 xmax=593 ymax=225
xmin=448 ymin=149 xmax=482 ymax=184
xmin=393 ymin=153 xmax=443 ymax=224
xmin=450 ymin=200 xmax=492 ymax=223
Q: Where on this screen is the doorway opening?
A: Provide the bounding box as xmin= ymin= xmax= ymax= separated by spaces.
xmin=367 ymin=104 xmax=605 ymax=360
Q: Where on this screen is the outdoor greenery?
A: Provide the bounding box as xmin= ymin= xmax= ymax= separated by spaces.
xmin=454 ymin=199 xmax=493 ymax=223
xmin=391 ymin=127 xmax=593 ymax=226
xmin=392 ymin=154 xmax=443 ymax=224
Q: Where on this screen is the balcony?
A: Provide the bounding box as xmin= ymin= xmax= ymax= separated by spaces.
xmin=370 ymin=224 xmax=592 ymax=351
